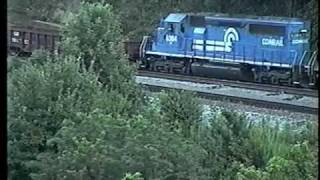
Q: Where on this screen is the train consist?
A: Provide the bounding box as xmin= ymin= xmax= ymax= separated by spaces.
xmin=139 ymin=13 xmax=318 ymax=87
xmin=8 ymin=13 xmax=318 ymax=87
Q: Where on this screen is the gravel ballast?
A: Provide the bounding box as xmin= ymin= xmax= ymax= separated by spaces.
xmin=136 ymin=76 xmax=318 ymax=109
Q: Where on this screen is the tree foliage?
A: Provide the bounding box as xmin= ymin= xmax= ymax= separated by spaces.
xmin=159 ymin=90 xmax=201 ymax=138
xmin=61 ymin=2 xmax=144 ymax=115
xmin=8 ymin=56 xmax=105 ymax=179
xmin=8 ymin=0 xmax=80 ymax=23
xmin=8 ymin=56 xmax=318 ymax=179
xmin=62 ymin=2 xmax=124 ymax=79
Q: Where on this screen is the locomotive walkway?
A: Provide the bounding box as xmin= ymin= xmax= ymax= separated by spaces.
xmin=136 ymin=71 xmax=318 ymax=115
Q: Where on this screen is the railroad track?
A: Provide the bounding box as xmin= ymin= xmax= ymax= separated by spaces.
xmin=141 ymin=84 xmax=318 ymax=115
xmin=137 ymin=70 xmax=318 ymax=97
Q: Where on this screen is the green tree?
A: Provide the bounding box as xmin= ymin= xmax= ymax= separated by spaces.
xmin=27 ymin=104 xmax=207 ymax=179
xmin=8 ymin=0 xmax=80 ymax=23
xmin=158 ymin=90 xmax=202 ymax=138
xmin=62 ymin=2 xmax=124 ymax=79
xmin=236 ymin=122 xmax=318 ymax=180
xmin=62 ymin=1 xmax=144 ymax=116
xmin=195 ymin=110 xmax=254 ymax=178
xmin=7 ymin=56 xmax=106 ymax=179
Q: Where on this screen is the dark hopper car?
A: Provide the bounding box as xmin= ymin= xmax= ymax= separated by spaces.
xmin=7 ymin=20 xmax=62 ymax=56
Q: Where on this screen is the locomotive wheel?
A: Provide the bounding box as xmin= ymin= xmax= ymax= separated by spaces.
xmin=278 ymin=77 xmax=292 ymax=86
xmin=270 ymin=75 xmax=278 ymax=85
xmin=240 ymin=65 xmax=254 ymax=81
xmin=148 ymin=60 xmax=156 ymax=71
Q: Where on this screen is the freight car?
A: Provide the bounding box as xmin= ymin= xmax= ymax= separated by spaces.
xmin=7 ymin=20 xmax=62 ymax=56
xmin=7 ymin=20 xmax=138 ymax=62
xmin=139 ymin=13 xmax=318 ymax=87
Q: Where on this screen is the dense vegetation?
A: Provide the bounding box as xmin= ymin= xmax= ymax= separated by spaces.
xmin=7 ymin=1 xmax=318 ymax=180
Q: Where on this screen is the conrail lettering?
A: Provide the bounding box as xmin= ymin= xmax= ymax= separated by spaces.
xmin=261 ymin=37 xmax=284 ymax=47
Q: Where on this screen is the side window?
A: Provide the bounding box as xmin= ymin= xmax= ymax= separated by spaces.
xmin=170 ymin=24 xmax=174 ymax=32
xmin=180 ymin=24 xmax=185 ymax=33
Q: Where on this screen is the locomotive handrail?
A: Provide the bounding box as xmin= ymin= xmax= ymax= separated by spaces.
xmin=139 ymin=38 xmax=144 ymax=58
xmin=243 ymin=46 xmax=245 ymax=63
xmin=183 ymin=38 xmax=187 ymax=57
xmin=139 ymin=36 xmax=149 ymax=59
xmin=291 ymin=50 xmax=298 ymax=72
xmin=213 ymin=41 xmax=215 ymax=59
xmin=279 ymin=51 xmax=282 ymax=66
xmin=298 ymin=50 xmax=309 ymax=74
xmin=307 ymin=50 xmax=317 ymax=76
xmin=307 ymin=51 xmax=317 ymax=66
xmin=254 ymin=47 xmax=256 ymax=63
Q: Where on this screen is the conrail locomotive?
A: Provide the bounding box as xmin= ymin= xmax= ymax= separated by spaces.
xmin=138 ymin=13 xmax=318 ymax=87
xmin=7 ymin=13 xmax=318 ymax=87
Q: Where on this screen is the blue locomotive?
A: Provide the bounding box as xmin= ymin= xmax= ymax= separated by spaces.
xmin=139 ymin=13 xmax=318 ymax=87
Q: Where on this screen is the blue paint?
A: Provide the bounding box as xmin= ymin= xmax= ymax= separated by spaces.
xmin=146 ymin=13 xmax=311 ymax=67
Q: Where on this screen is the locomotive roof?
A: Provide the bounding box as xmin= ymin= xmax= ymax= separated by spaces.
xmin=166 ymin=13 xmax=308 ymax=25
xmin=164 ymin=14 xmax=187 ymax=23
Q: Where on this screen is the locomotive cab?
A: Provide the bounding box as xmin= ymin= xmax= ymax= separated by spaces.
xmin=153 ymin=14 xmax=187 ymax=53
xmin=288 ymin=23 xmax=316 ymax=87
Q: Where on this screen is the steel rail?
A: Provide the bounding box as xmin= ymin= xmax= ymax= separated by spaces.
xmin=137 ymin=70 xmax=318 ymax=97
xmin=141 ymin=84 xmax=318 ymax=115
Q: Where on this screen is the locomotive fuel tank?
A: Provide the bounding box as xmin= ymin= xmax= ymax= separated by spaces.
xmin=191 ymin=62 xmax=253 ymax=81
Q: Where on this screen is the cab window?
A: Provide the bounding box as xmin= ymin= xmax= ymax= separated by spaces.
xmin=180 ymin=24 xmax=185 ymax=33
xmin=170 ymin=24 xmax=174 ymax=32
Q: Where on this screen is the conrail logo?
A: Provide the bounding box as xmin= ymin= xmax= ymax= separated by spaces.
xmin=224 ymin=27 xmax=240 ymax=52
xmin=192 ymin=27 xmax=240 ymax=52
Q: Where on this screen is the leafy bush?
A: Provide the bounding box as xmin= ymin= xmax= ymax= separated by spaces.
xmin=237 ymin=122 xmax=318 ymax=180
xmin=61 ymin=1 xmax=144 ymax=115
xmin=8 ymin=56 xmax=103 ymax=179
xmin=158 ymin=90 xmax=202 ymax=138
xmin=61 ymin=2 xmax=127 ymax=82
